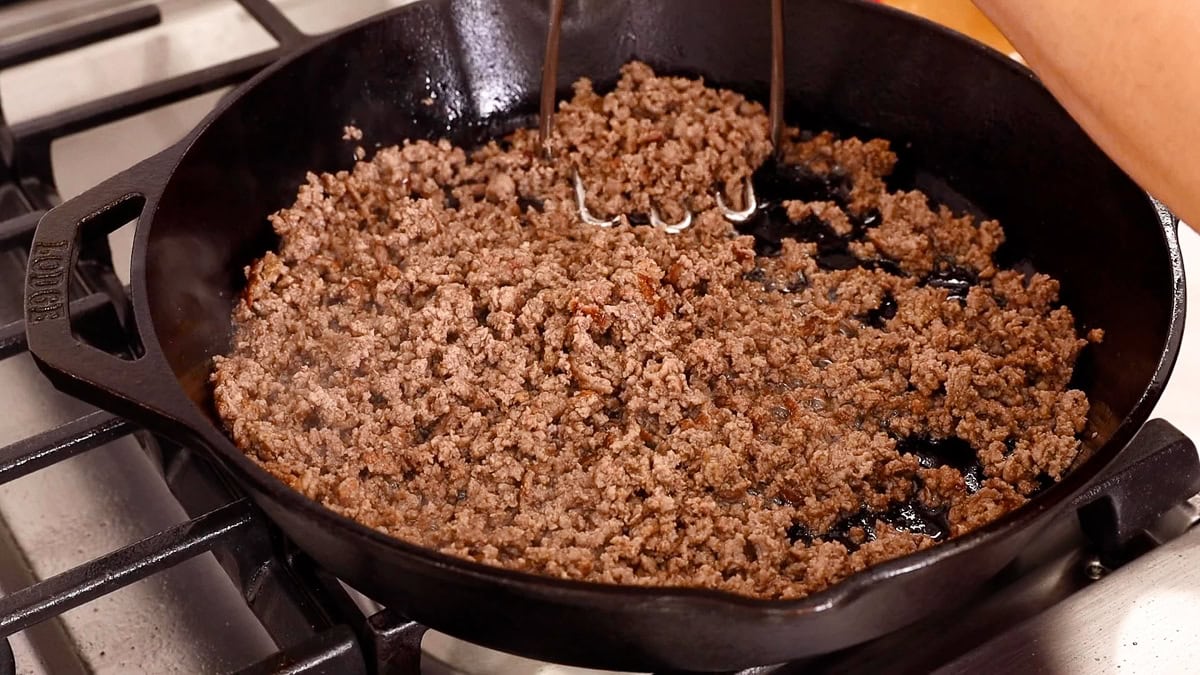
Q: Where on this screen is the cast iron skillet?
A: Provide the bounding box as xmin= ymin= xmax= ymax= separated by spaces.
xmin=23 ymin=0 xmax=1185 ymax=670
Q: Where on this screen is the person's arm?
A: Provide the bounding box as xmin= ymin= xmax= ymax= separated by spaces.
xmin=972 ymin=0 xmax=1200 ymax=229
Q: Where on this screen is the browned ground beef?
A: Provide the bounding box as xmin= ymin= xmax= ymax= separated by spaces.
xmin=212 ymin=62 xmax=1095 ymax=599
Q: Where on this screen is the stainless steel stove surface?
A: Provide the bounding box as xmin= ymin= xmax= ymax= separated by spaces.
xmin=0 ymin=2 xmax=1197 ymax=674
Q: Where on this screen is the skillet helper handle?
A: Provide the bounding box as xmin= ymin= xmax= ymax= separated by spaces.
xmin=1071 ymin=419 xmax=1200 ymax=555
xmin=25 ymin=147 xmax=189 ymax=428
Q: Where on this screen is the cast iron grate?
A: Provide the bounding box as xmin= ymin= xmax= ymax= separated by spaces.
xmin=0 ymin=3 xmax=1196 ymax=675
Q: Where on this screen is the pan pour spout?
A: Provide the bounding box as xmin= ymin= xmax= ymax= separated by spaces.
xmin=539 ymin=0 xmax=785 ymax=232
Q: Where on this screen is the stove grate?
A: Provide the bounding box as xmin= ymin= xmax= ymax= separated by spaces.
xmin=0 ymin=3 xmax=413 ymax=673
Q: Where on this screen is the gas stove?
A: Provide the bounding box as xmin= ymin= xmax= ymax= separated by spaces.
xmin=0 ymin=2 xmax=1198 ymax=674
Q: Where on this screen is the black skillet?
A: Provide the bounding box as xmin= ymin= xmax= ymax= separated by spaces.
xmin=23 ymin=0 xmax=1186 ymax=670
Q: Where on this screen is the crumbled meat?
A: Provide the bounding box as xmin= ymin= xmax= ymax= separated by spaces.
xmin=212 ymin=62 xmax=1092 ymax=599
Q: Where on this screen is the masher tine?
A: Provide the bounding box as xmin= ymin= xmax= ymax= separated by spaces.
xmin=573 ymin=170 xmax=619 ymax=227
xmin=716 ymin=178 xmax=758 ymax=223
xmin=650 ymin=205 xmax=694 ymax=234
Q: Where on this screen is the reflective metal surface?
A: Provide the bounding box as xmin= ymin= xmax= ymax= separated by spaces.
xmin=940 ymin=498 xmax=1200 ymax=674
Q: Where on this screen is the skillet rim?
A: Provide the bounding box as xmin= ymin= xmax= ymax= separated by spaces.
xmin=132 ymin=0 xmax=1186 ymax=614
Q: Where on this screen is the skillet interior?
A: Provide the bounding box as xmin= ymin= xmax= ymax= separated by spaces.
xmin=134 ymin=0 xmax=1181 ymax=668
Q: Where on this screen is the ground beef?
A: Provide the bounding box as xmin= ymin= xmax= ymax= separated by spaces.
xmin=211 ymin=62 xmax=1094 ymax=599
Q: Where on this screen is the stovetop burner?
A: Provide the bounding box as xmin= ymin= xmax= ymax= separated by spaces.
xmin=0 ymin=3 xmax=1198 ymax=674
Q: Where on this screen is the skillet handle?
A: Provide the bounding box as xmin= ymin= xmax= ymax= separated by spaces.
xmin=25 ymin=145 xmax=199 ymax=432
xmin=1072 ymin=419 xmax=1200 ymax=554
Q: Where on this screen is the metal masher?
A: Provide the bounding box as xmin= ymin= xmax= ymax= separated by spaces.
xmin=537 ymin=0 xmax=786 ymax=232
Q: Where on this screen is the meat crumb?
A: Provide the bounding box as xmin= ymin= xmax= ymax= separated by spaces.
xmin=213 ymin=62 xmax=1093 ymax=599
